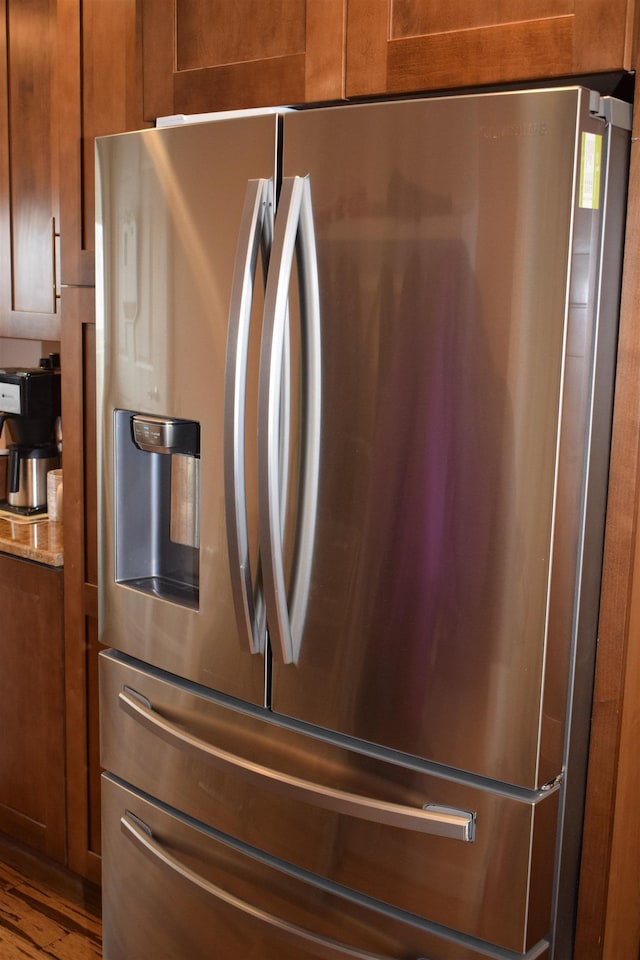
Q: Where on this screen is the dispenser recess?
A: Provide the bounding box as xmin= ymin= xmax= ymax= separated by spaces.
xmin=114 ymin=410 xmax=200 ymax=609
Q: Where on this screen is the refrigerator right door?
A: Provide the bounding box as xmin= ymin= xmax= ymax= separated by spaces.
xmin=267 ymin=88 xmax=624 ymax=789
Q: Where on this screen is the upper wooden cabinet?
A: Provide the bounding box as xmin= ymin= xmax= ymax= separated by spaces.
xmin=346 ymin=0 xmax=636 ymax=97
xmin=58 ymin=0 xmax=146 ymax=287
xmin=57 ymin=0 xmax=146 ymax=884
xmin=139 ymin=0 xmax=636 ymax=120
xmin=140 ymin=0 xmax=346 ymax=119
xmin=0 ymin=0 xmax=60 ymax=339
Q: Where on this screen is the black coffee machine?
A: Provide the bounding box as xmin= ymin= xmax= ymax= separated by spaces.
xmin=0 ymin=354 xmax=61 ymax=514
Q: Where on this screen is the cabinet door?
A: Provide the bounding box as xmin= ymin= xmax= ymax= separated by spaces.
xmin=57 ymin=0 xmax=145 ymax=882
xmin=0 ymin=556 xmax=65 ymax=862
xmin=58 ymin=0 xmax=147 ymax=286
xmin=140 ymin=0 xmax=345 ymax=120
xmin=61 ymin=285 xmax=103 ymax=884
xmin=346 ymin=0 xmax=634 ymax=98
xmin=0 ymin=0 xmax=60 ymax=339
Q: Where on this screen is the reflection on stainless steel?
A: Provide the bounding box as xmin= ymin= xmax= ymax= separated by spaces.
xmin=97 ymin=88 xmax=630 ymax=959
xmin=170 ymin=454 xmax=200 ymax=549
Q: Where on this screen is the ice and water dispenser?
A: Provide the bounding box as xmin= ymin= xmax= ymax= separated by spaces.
xmin=114 ymin=411 xmax=200 ymax=609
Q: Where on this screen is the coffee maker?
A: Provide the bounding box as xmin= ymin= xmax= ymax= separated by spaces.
xmin=0 ymin=354 xmax=61 ymax=514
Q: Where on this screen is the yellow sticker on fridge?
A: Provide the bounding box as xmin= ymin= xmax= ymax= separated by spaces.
xmin=579 ymin=131 xmax=602 ymax=209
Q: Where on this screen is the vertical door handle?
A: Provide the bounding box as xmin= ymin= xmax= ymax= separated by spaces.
xmin=258 ymin=175 xmax=321 ymax=664
xmin=224 ymin=178 xmax=273 ymax=655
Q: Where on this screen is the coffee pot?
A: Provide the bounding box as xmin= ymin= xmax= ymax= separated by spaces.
xmin=0 ymin=354 xmax=61 ymax=514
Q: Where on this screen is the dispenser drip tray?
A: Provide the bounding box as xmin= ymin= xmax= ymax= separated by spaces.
xmin=122 ymin=575 xmax=199 ymax=611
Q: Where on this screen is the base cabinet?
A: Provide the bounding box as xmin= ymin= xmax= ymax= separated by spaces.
xmin=0 ymin=554 xmax=65 ymax=862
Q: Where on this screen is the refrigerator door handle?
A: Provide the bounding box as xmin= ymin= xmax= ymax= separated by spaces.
xmin=259 ymin=174 xmax=322 ymax=665
xmin=224 ymin=177 xmax=273 ymax=655
xmin=119 ymin=689 xmax=476 ymax=842
xmin=121 ymin=810 xmax=391 ymax=959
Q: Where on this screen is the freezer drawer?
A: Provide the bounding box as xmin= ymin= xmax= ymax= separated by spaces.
xmin=102 ymin=774 xmax=550 ymax=960
xmin=100 ymin=651 xmax=559 ymax=954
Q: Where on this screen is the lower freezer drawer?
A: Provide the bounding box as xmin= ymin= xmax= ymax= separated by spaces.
xmin=100 ymin=651 xmax=559 ymax=954
xmin=102 ymin=774 xmax=549 ymax=960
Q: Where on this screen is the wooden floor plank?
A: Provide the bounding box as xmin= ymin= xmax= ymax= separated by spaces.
xmin=0 ymin=926 xmax=55 ymax=958
xmin=0 ymin=858 xmax=33 ymax=891
xmin=0 ymin=937 xmax=44 ymax=958
xmin=12 ymin=883 xmax=102 ymax=941
xmin=0 ymin=860 xmax=102 ymax=959
xmin=0 ymin=885 xmax=67 ymax=949
xmin=42 ymin=931 xmax=102 ymax=959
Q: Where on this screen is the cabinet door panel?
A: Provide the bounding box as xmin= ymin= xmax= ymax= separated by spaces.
xmin=0 ymin=0 xmax=60 ymax=338
xmin=140 ymin=0 xmax=345 ymax=119
xmin=0 ymin=556 xmax=65 ymax=862
xmin=58 ymin=0 xmax=146 ymax=286
xmin=176 ymin=0 xmax=305 ymax=69
xmin=391 ymin=0 xmax=572 ymax=36
xmin=346 ymin=0 xmax=634 ymax=98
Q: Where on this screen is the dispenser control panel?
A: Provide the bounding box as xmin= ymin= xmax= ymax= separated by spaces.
xmin=131 ymin=415 xmax=200 ymax=457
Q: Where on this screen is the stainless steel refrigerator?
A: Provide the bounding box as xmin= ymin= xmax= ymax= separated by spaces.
xmin=96 ymin=87 xmax=630 ymax=960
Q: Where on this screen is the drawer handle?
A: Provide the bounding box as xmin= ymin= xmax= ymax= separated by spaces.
xmin=119 ymin=689 xmax=475 ymax=842
xmin=121 ymin=810 xmax=391 ymax=959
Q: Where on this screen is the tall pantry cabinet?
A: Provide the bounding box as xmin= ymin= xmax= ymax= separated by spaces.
xmin=57 ymin=0 xmax=147 ymax=885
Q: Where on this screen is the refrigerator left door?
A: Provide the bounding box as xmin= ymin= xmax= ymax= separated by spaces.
xmin=96 ymin=116 xmax=277 ymax=705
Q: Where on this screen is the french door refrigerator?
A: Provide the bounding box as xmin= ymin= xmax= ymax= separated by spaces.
xmin=96 ymin=86 xmax=630 ymax=960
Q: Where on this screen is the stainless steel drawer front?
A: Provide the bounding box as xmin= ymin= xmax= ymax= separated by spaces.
xmin=102 ymin=773 xmax=549 ymax=960
xmin=100 ymin=651 xmax=558 ymax=953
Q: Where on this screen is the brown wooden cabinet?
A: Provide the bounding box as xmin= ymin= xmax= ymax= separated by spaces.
xmin=58 ymin=0 xmax=146 ymax=287
xmin=0 ymin=0 xmax=60 ymax=339
xmin=345 ymin=0 xmax=636 ymax=97
xmin=140 ymin=0 xmax=346 ymax=119
xmin=60 ymin=284 xmax=102 ymax=884
xmin=139 ymin=0 xmax=635 ymax=121
xmin=0 ymin=554 xmax=65 ymax=862
xmin=57 ymin=0 xmax=147 ymax=885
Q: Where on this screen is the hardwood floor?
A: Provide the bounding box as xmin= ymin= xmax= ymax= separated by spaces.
xmin=0 ymin=857 xmax=102 ymax=958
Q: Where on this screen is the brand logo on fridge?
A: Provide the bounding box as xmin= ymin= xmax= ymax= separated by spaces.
xmin=480 ymin=120 xmax=549 ymax=140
